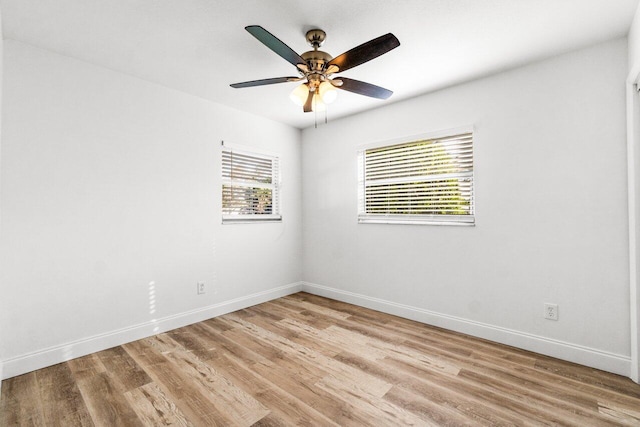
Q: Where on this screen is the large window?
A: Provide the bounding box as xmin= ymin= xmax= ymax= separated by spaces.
xmin=222 ymin=144 xmax=281 ymax=223
xmin=358 ymin=130 xmax=474 ymax=225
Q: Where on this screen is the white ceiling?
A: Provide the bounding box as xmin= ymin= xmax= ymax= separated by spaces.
xmin=1 ymin=0 xmax=638 ymax=129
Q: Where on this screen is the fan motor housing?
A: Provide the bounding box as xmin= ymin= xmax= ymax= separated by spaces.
xmin=301 ymin=50 xmax=332 ymax=72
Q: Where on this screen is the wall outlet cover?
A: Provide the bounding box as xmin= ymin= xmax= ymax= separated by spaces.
xmin=544 ymin=303 xmax=558 ymax=321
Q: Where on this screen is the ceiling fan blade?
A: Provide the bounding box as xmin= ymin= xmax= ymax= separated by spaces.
xmin=245 ymin=25 xmax=306 ymax=67
xmin=230 ymin=76 xmax=301 ymax=88
xmin=328 ymin=33 xmax=400 ymax=73
xmin=303 ymin=90 xmax=314 ymax=113
xmin=334 ymin=77 xmax=393 ymax=99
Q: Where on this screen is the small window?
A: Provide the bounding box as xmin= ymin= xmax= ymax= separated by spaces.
xmin=222 ymin=144 xmax=281 ymax=223
xmin=358 ymin=131 xmax=474 ymax=225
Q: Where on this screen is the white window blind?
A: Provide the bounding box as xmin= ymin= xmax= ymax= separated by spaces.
xmin=222 ymin=146 xmax=281 ymax=222
xmin=358 ymin=132 xmax=474 ymax=225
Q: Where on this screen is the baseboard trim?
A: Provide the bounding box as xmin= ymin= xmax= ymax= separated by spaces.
xmin=1 ymin=282 xmax=303 ymax=380
xmin=301 ymin=282 xmax=632 ymax=377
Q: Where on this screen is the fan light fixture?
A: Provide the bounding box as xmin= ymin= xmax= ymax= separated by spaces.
xmin=230 ymin=26 xmax=400 ymax=125
xmin=289 ymin=81 xmax=337 ymax=111
xmin=289 ymin=84 xmax=308 ymax=106
xmin=318 ymin=81 xmax=337 ymax=104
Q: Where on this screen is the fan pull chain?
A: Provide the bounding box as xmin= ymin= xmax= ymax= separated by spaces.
xmin=311 ymin=89 xmax=328 ymax=128
xmin=313 ymin=92 xmax=318 ymax=128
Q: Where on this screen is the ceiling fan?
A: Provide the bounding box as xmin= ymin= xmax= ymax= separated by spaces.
xmin=230 ymin=26 xmax=400 ymax=113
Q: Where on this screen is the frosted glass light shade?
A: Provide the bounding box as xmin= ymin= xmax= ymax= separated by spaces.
xmin=289 ymin=84 xmax=309 ymax=106
xmin=318 ymin=81 xmax=337 ymax=104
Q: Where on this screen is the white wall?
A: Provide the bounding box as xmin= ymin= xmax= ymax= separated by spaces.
xmin=627 ymin=1 xmax=640 ymax=383
xmin=0 ymin=40 xmax=302 ymax=378
xmin=0 ymin=3 xmax=4 ymax=394
xmin=630 ymin=5 xmax=640 ymax=69
xmin=302 ymin=38 xmax=631 ymax=375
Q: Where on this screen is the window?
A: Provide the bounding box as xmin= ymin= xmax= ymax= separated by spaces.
xmin=358 ymin=130 xmax=474 ymax=225
xmin=221 ymin=144 xmax=281 ymax=223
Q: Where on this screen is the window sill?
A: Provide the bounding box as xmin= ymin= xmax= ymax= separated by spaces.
xmin=222 ymin=216 xmax=282 ymax=224
xmin=358 ymin=214 xmax=474 ymax=226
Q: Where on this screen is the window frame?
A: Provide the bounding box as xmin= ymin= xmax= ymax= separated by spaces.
xmin=357 ymin=127 xmax=475 ymax=226
xmin=221 ymin=142 xmax=282 ymax=224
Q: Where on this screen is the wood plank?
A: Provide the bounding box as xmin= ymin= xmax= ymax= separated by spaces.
xmin=123 ymin=383 xmax=193 ymax=427
xmin=315 ymin=374 xmax=430 ymax=426
xmin=265 ymin=316 xmax=345 ymax=357
xmin=250 ymin=413 xmax=289 ymax=426
xmin=280 ymin=294 xmax=352 ymax=320
xmin=67 ymin=353 xmax=107 ymax=381
xmin=381 ymin=356 xmax=586 ymax=426
xmin=195 ymin=321 xmax=276 ymax=366
xmin=166 ymin=327 xmax=218 ymax=362
xmin=400 ymin=338 xmax=608 ymax=413
xmin=329 ymin=324 xmax=462 ymax=376
xmin=201 ymin=317 xmax=235 ymax=333
xmin=456 ymin=369 xmax=623 ymax=426
xmin=597 ymin=401 xmax=640 ymax=426
xmin=203 ymin=350 xmax=339 ymax=426
xmin=285 ymin=292 xmax=370 ymax=316
xmin=535 ymin=355 xmax=640 ymax=398
xmin=223 ymin=313 xmax=393 ymax=398
xmin=383 ymin=384 xmax=485 ymax=426
xmin=248 ymin=359 xmax=365 ymax=425
xmin=96 ymin=346 xmax=151 ymax=391
xmin=263 ymin=300 xmax=339 ymax=330
xmin=125 ymin=337 xmax=241 ymax=426
xmin=0 ymin=372 xmax=47 ymax=427
xmin=35 ymin=363 xmax=94 ymax=427
xmin=138 ymin=333 xmax=269 ymax=425
xmin=334 ymin=351 xmax=526 ymax=426
xmin=74 ymin=371 xmax=142 ymax=427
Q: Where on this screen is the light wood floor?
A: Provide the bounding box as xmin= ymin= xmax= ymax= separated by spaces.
xmin=2 ymin=292 xmax=640 ymax=426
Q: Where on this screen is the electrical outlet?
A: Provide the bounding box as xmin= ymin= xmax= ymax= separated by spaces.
xmin=197 ymin=282 xmax=205 ymax=295
xmin=544 ymin=303 xmax=558 ymax=321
